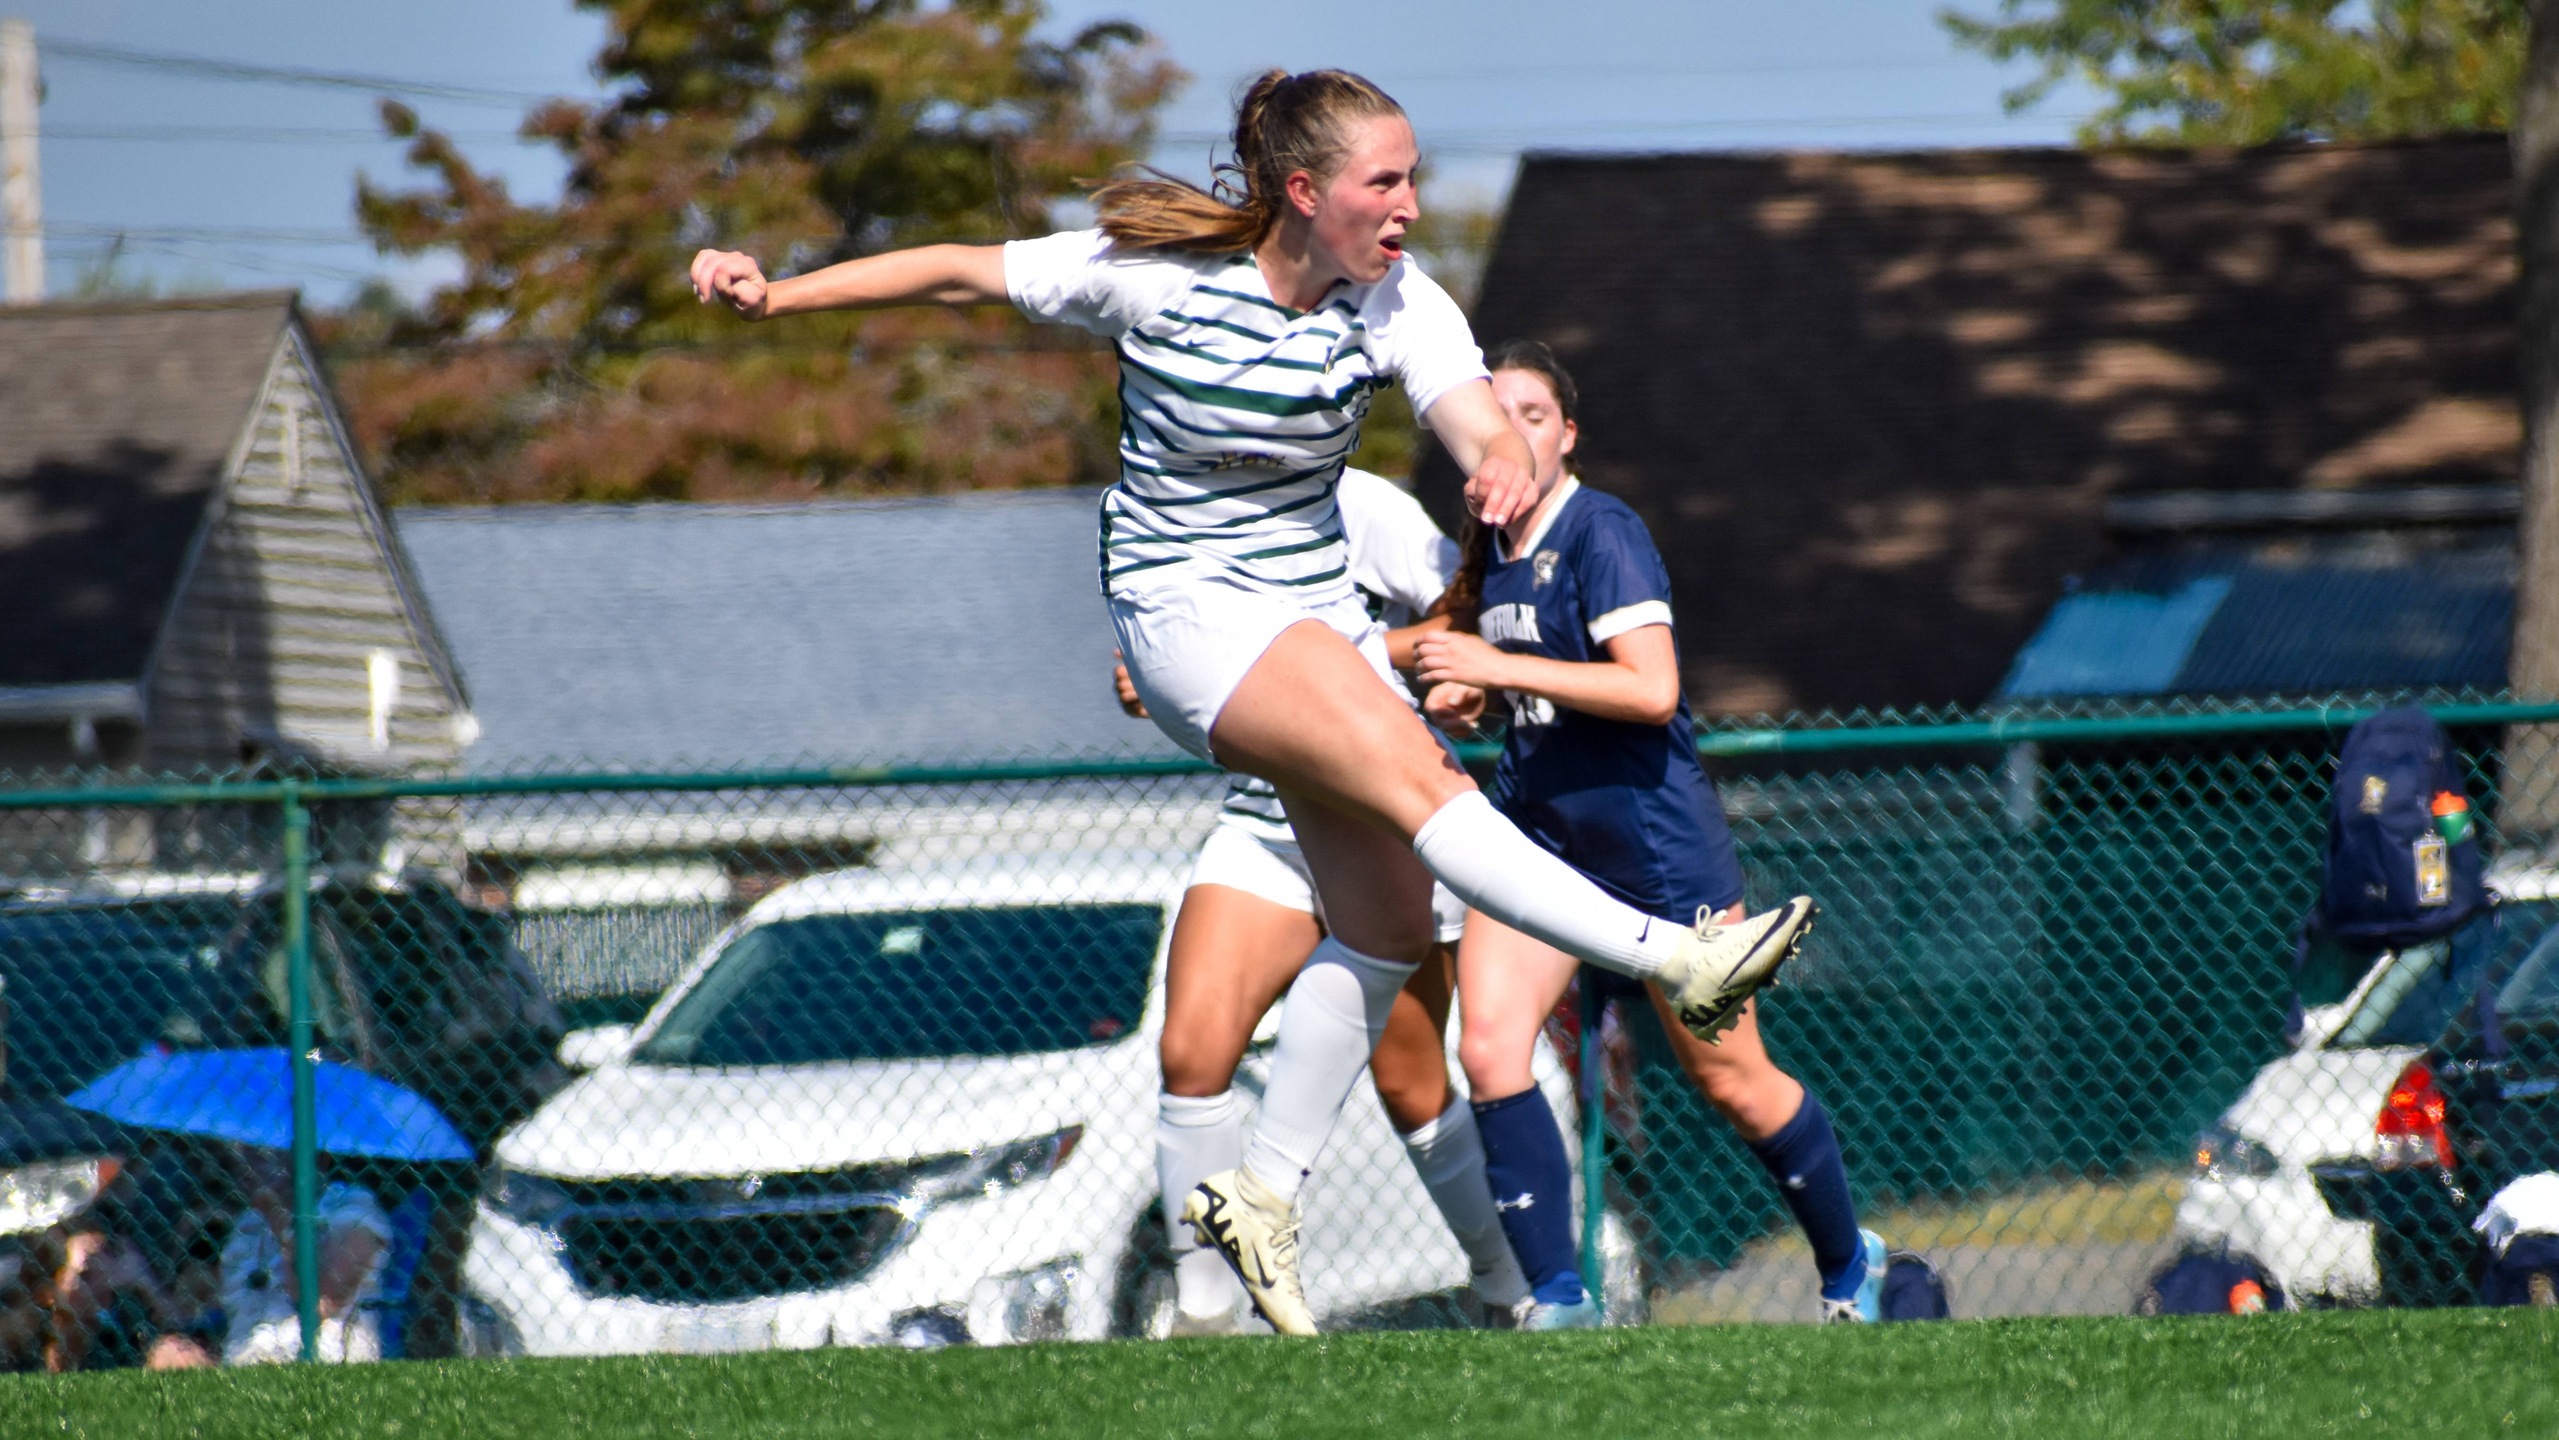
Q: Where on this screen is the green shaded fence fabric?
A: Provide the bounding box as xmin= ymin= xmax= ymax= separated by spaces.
xmin=0 ymin=695 xmax=2548 ymax=1366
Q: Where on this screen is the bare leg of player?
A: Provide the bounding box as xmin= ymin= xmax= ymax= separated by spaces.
xmin=1639 ymin=932 xmax=1879 ymax=1323
xmin=1182 ymin=622 xmax=1806 ymax=1332
xmin=1209 ymin=621 xmax=1811 ymax=1033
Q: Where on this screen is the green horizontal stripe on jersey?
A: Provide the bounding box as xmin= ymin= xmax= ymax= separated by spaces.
xmin=1104 ymin=552 xmax=1188 ymax=579
xmin=1234 ymin=532 xmax=1346 ymax=562
xmin=1192 ymin=484 xmax=1335 ymax=528
xmin=1104 ymin=502 xmax=1335 ymax=550
xmin=1129 ymin=394 xmax=1362 ymax=447
xmin=1272 ymin=561 xmax=1351 ymax=587
xmin=1119 ymin=352 xmax=1371 ymax=417
xmin=1123 ymin=463 xmax=1338 ymax=508
xmin=1158 ymin=311 xmax=1282 ymax=346
xmin=1189 ymin=282 xmax=1300 ymax=317
xmin=1127 ymin=329 xmax=1334 ymax=374
xmin=1158 ymin=309 xmax=1353 ymax=349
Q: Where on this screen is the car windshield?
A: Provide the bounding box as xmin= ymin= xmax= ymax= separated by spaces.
xmin=0 ymin=903 xmax=245 ymax=1099
xmin=632 ymin=903 xmax=1162 ymax=1066
xmin=2495 ymin=924 xmax=2559 ymax=1046
xmin=2330 ymin=933 xmax=2497 ymax=1049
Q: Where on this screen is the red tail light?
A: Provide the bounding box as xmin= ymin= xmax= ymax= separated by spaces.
xmin=2375 ymin=1059 xmax=2455 ymax=1171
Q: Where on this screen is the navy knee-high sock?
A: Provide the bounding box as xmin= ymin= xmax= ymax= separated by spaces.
xmin=1748 ymin=1090 xmax=1866 ymax=1302
xmin=1472 ymin=1089 xmax=1585 ymax=1306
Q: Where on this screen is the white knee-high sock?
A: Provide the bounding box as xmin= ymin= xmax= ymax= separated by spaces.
xmin=1157 ymin=1089 xmax=1246 ymax=1318
xmin=1402 ymin=1100 xmax=1530 ymax=1308
xmin=1241 ymin=938 xmax=1418 ymax=1205
xmin=1412 ymin=790 xmax=1680 ymax=979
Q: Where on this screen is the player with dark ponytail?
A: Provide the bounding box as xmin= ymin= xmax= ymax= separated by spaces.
xmin=691 ymin=67 xmax=1815 ymax=1336
xmin=1417 ymin=341 xmax=1885 ymax=1328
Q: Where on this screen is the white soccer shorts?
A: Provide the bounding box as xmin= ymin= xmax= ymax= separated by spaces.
xmin=1107 ymin=575 xmax=1403 ymax=762
xmin=1189 ymin=814 xmax=1467 ymax=945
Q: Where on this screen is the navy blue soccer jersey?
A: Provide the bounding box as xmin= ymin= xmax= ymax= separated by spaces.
xmin=1480 ymin=479 xmax=1745 ymax=924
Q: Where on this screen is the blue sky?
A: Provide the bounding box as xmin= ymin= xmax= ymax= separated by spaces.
xmin=7 ymin=1 xmax=2093 ymax=303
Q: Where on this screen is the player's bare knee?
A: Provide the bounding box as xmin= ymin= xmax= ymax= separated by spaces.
xmin=1159 ymin=1031 xmax=1240 ymax=1097
xmin=1370 ymin=1056 xmax=1446 ymax=1133
xmin=1456 ymin=1029 xmax=1532 ymax=1098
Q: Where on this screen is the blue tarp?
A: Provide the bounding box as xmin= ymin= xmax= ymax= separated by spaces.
xmin=1999 ymin=578 xmax=2233 ymax=698
xmin=1998 ymin=544 xmax=2511 ymax=700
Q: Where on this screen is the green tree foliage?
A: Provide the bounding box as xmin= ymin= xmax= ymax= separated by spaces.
xmin=338 ymin=0 xmax=1177 ymax=503
xmin=1943 ymin=0 xmax=2527 ymax=144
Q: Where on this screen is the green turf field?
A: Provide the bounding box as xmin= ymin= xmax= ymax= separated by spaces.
xmin=5 ymin=1311 xmax=2550 ymax=1439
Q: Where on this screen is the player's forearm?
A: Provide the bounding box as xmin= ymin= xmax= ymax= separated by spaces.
xmin=1382 ymin=614 xmax=1453 ymax=672
xmin=1491 ymin=653 xmax=1678 ymax=725
xmin=763 ymin=244 xmax=1010 ymax=317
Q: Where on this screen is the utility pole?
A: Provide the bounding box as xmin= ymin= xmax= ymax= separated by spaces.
xmin=0 ymin=18 xmax=38 ymax=304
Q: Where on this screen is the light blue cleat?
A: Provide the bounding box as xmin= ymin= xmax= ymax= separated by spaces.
xmin=1514 ymin=1295 xmax=1602 ymax=1330
xmin=1821 ymin=1229 xmax=1891 ymax=1324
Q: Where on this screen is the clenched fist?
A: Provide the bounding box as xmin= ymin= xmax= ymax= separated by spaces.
xmin=689 ymin=249 xmax=771 ymax=319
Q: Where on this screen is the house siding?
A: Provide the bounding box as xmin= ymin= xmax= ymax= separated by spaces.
xmin=140 ymin=322 xmax=468 ymax=878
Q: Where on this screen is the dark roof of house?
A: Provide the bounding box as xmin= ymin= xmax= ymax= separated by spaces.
xmin=1998 ymin=533 xmax=2512 ymax=699
xmin=0 ymin=292 xmax=295 ymax=687
xmin=1420 ymin=138 xmax=2517 ymax=716
xmin=393 ymin=491 xmax=1177 ymax=770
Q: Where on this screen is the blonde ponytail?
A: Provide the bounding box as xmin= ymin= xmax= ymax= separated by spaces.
xmin=1095 ymin=68 xmax=1404 ymax=253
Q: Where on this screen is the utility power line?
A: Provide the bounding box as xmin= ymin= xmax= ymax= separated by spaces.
xmin=49 ymin=111 xmax=2082 ymax=154
xmin=1374 ymin=55 xmax=2002 ymax=83
xmin=39 ymin=37 xmax=564 ymax=107
xmin=48 ymin=125 xmax=532 ymax=144
xmin=51 ymin=222 xmax=371 ymax=245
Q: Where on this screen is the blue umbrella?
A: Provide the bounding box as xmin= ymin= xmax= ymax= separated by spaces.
xmin=67 ymin=1048 xmax=473 ymax=1163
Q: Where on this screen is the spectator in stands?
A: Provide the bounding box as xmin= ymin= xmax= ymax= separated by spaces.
xmin=208 ymin=1144 xmax=393 ymax=1365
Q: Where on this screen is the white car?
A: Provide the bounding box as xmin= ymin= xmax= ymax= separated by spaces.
xmin=2173 ymin=883 xmax=2536 ymax=1304
xmin=462 ymin=856 xmax=1589 ymax=1354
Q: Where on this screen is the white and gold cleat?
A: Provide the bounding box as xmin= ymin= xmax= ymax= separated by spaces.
xmin=1657 ymin=896 xmax=1817 ymax=1044
xmin=1181 ymin=1167 xmax=1316 ymax=1337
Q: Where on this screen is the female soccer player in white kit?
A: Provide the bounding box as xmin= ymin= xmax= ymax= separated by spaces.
xmin=1124 ymin=467 xmax=1526 ymax=1333
xmin=691 ymin=67 xmax=1814 ymax=1335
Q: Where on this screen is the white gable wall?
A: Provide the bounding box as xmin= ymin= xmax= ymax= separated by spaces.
xmin=146 ymin=322 xmax=466 ymax=775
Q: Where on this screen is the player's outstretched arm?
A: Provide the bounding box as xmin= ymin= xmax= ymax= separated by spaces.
xmin=688 ymin=244 xmax=1010 ymax=321
xmin=1423 ymin=379 xmax=1539 ymax=529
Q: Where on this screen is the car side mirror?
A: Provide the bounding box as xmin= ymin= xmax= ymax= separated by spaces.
xmin=557 ymin=1025 xmax=635 ymax=1071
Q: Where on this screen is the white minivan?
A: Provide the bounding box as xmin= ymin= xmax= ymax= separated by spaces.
xmin=462 ymin=856 xmax=1589 ymax=1353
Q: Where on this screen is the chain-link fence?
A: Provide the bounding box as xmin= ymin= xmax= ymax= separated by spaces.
xmin=0 ymin=696 xmax=2554 ymax=1369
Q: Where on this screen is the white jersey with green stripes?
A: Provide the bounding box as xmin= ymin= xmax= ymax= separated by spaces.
xmin=1003 ymin=229 xmax=1487 ymax=605
xmin=1211 ymin=466 xmax=1462 ymax=838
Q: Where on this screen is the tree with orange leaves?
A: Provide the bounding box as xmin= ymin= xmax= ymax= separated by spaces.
xmin=336 ymin=0 xmax=1179 ymax=505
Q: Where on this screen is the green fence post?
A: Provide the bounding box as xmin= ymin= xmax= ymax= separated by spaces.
xmin=1578 ymin=978 xmax=1607 ymax=1319
xmin=279 ymin=780 xmax=320 ymax=1363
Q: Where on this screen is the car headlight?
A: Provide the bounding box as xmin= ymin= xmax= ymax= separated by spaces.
xmin=909 ymin=1127 xmax=1083 ymax=1208
xmin=485 ymin=1165 xmax=576 ymax=1226
xmin=967 ymin=1258 xmax=1079 ymax=1345
xmin=0 ymin=1157 xmax=118 ymax=1235
xmin=2192 ymin=1125 xmax=2280 ymax=1182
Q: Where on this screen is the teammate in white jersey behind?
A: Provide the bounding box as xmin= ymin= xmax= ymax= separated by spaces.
xmin=1117 ymin=468 xmax=1526 ymax=1334
xmin=691 ymin=67 xmax=1814 ymax=1335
